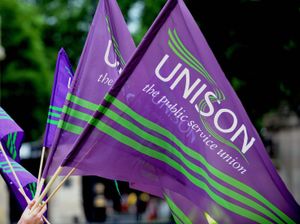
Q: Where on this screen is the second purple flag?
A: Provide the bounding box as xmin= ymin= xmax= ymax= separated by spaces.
xmin=42 ymin=0 xmax=136 ymax=177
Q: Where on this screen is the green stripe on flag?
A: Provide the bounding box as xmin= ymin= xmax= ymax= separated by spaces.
xmin=57 ymin=119 xmax=83 ymax=135
xmin=47 ymin=119 xmax=59 ymax=126
xmin=165 ymin=195 xmax=192 ymax=224
xmin=0 ymin=115 xmax=10 ymax=120
xmin=1 ymin=162 xmax=23 ymax=171
xmin=56 ymin=101 xmax=84 ymax=135
xmin=64 ymin=93 xmax=294 ymax=224
xmin=105 ymin=16 xmax=126 ymax=66
xmin=63 ymin=107 xmax=91 ymax=123
xmin=168 ymin=29 xmax=213 ymax=84
xmin=62 ymin=103 xmax=274 ymax=223
xmin=2 ymin=164 xmax=23 ymax=169
xmin=0 ymin=161 xmax=20 ymax=166
xmin=96 ymin=105 xmax=282 ymax=223
xmin=48 ymin=111 xmax=61 ymax=118
xmin=2 ymin=168 xmax=26 ymax=173
xmin=105 ymin=94 xmax=294 ymax=224
xmin=12 ymin=132 xmax=17 ymax=160
xmin=67 ymin=93 xmax=98 ymax=111
xmin=88 ymin=118 xmax=272 ymax=224
xmin=6 ymin=134 xmax=11 ymax=155
xmin=4 ymin=169 xmax=26 ymax=173
xmin=28 ymin=183 xmax=37 ymax=199
xmin=172 ymin=29 xmax=214 ymax=84
xmin=6 ymin=133 xmax=17 ymax=159
xmin=172 ymin=215 xmax=184 ymax=224
xmin=49 ymin=105 xmax=63 ymax=112
xmin=28 ymin=184 xmax=33 ymax=198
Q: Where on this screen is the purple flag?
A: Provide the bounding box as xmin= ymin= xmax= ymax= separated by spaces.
xmin=42 ymin=0 xmax=136 ymax=178
xmin=61 ymin=0 xmax=300 ymax=223
xmin=0 ymin=107 xmax=24 ymax=161
xmin=0 ymin=108 xmax=39 ymax=210
xmin=43 ymin=48 xmax=74 ymax=148
xmin=0 ymin=151 xmax=37 ymax=210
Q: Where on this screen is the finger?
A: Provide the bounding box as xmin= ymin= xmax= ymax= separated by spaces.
xmin=38 ymin=205 xmax=47 ymax=217
xmin=31 ymin=204 xmax=43 ymax=216
xmin=27 ymin=200 xmax=35 ymax=210
xmin=32 ymin=216 xmax=43 ymax=224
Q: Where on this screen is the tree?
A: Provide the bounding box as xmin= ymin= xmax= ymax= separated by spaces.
xmin=0 ymin=0 xmax=51 ymax=141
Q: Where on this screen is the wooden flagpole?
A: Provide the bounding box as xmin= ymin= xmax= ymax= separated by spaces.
xmin=44 ymin=167 xmax=76 ymax=204
xmin=35 ymin=140 xmax=96 ymax=209
xmin=39 ymin=142 xmax=97 ymax=205
xmin=37 ymin=146 xmax=46 ymax=184
xmin=35 ymin=146 xmax=47 ymax=200
xmin=34 ymin=178 xmax=45 ymax=200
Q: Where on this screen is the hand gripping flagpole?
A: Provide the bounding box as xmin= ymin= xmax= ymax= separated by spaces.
xmin=0 ymin=142 xmax=50 ymax=223
xmin=18 ymin=189 xmax=51 ymax=224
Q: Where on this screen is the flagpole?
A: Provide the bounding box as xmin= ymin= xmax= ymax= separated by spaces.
xmin=34 ymin=177 xmax=45 ymax=200
xmin=0 ymin=142 xmax=50 ymax=223
xmin=0 ymin=142 xmax=27 ymax=197
xmin=44 ymin=167 xmax=76 ymax=204
xmin=37 ymin=146 xmax=46 ymax=184
xmin=36 ymin=139 xmax=94 ymax=208
xmin=35 ymin=146 xmax=47 ymax=199
xmin=35 ymin=141 xmax=92 ymax=209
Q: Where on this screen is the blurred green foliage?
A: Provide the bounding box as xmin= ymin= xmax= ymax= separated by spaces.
xmin=0 ymin=0 xmax=299 ymax=141
xmin=0 ymin=0 xmax=51 ymax=141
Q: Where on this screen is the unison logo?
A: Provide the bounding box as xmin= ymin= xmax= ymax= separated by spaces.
xmin=154 ymin=28 xmax=255 ymax=158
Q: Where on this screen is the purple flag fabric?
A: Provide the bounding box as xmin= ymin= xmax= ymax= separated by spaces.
xmin=42 ymin=0 xmax=136 ymax=178
xmin=0 ymin=107 xmax=24 ymax=161
xmin=0 ymin=151 xmax=37 ymax=210
xmin=0 ymin=108 xmax=39 ymax=210
xmin=61 ymin=0 xmax=300 ymax=223
xmin=43 ymin=48 xmax=74 ymax=148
